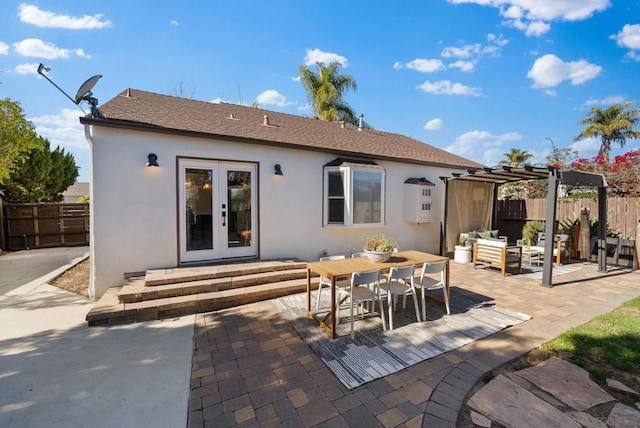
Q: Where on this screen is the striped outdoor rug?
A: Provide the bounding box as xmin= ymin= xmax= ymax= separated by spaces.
xmin=273 ymin=288 xmax=530 ymax=389
xmin=518 ymin=265 xmax=581 ymax=280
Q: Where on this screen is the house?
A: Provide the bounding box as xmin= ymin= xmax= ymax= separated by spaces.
xmin=62 ymin=181 xmax=90 ymax=203
xmin=80 ymin=89 xmax=483 ymax=298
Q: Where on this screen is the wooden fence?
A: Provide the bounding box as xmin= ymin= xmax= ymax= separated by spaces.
xmin=496 ymin=197 xmax=638 ymax=267
xmin=497 ymin=197 xmax=639 ymax=239
xmin=1 ymin=201 xmax=90 ymax=251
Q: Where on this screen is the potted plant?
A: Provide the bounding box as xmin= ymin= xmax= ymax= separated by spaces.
xmin=521 ymin=220 xmax=545 ymax=247
xmin=362 ymin=233 xmax=397 ymax=262
xmin=459 ymin=235 xmax=467 ymax=247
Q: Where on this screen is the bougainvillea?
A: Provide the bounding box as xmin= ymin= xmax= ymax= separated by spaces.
xmin=571 ymin=150 xmax=640 ymax=197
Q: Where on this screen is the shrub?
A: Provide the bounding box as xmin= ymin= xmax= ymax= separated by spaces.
xmin=522 ymin=220 xmax=545 ymax=245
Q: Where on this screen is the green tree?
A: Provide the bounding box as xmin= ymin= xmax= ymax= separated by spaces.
xmin=0 ymin=98 xmax=40 ymax=184
xmin=574 ymin=101 xmax=640 ymax=163
xmin=299 ymin=61 xmax=358 ymax=123
xmin=545 ymin=138 xmax=578 ymax=168
xmin=1 ymin=138 xmax=78 ymax=202
xmin=499 ymin=148 xmax=533 ymax=167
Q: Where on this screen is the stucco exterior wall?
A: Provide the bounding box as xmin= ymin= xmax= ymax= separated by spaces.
xmin=88 ymin=126 xmax=454 ymax=298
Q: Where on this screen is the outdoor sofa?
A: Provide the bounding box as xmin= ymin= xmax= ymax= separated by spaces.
xmin=472 ymin=238 xmax=522 ymax=276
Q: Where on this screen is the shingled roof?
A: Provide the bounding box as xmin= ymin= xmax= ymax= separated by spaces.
xmin=80 ymin=89 xmax=483 ymax=170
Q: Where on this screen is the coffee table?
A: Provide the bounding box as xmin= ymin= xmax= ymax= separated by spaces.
xmin=522 ymin=248 xmax=541 ymax=268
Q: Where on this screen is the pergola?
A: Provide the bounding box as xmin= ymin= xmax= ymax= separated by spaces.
xmin=441 ymin=166 xmax=608 ymax=286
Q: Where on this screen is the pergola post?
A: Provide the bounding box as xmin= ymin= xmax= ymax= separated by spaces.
xmin=542 ymin=168 xmax=559 ymax=287
xmin=597 ymin=186 xmax=607 ymax=272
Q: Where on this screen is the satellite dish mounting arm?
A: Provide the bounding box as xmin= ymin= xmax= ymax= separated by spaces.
xmin=37 ymin=63 xmax=78 ymax=106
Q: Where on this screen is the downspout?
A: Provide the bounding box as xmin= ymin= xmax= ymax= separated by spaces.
xmin=440 ymin=177 xmax=449 ymax=256
xmin=83 ymin=122 xmax=97 ymax=299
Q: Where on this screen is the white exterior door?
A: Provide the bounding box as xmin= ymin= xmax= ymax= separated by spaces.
xmin=179 ymin=159 xmax=257 ymax=263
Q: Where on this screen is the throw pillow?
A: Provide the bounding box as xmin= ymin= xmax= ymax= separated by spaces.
xmin=478 ymin=231 xmax=491 ymax=239
xmin=468 ymin=231 xmax=479 ymax=240
xmin=490 ymin=229 xmax=499 ymax=238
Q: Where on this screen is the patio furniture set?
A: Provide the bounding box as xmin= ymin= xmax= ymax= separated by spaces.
xmin=306 ymin=250 xmax=449 ymax=339
xmin=470 ymin=233 xmax=569 ymax=276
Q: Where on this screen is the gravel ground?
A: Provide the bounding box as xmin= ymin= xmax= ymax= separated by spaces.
xmin=49 ymin=258 xmax=90 ymax=298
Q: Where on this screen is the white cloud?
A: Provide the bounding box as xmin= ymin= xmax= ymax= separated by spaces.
xmin=13 ymin=38 xmax=89 ymax=59
xmin=449 ymin=60 xmax=476 ymax=72
xmin=524 ymin=21 xmax=551 ymax=37
xmin=29 ymin=108 xmax=88 ymax=150
xmin=210 ymin=97 xmax=224 ymax=104
xmin=447 ymin=0 xmax=610 ymax=37
xmin=304 ymin=48 xmax=348 ymax=67
xmin=570 ymin=136 xmax=601 ymax=159
xmin=527 ymin=54 xmax=602 ymax=89
xmin=14 ymin=62 xmax=39 ymax=74
xmin=627 ymin=51 xmax=640 ymax=62
xmin=611 ymin=24 xmax=640 ymax=60
xmin=441 ymin=45 xmax=479 ymax=59
xmin=418 ymin=80 xmax=482 ymax=96
xmin=487 ymin=33 xmax=509 ymax=47
xmin=290 ymin=75 xmax=300 ymax=82
xmin=437 ymin=34 xmax=507 ymax=71
xmin=74 ymin=48 xmax=90 ymax=59
xmin=170 ymin=20 xmax=179 ymax=26
xmin=255 ymin=89 xmax=293 ymax=107
xmin=584 ymin=95 xmax=625 ymax=107
xmin=424 ymin=118 xmax=443 ymax=130
xmin=444 ymin=129 xmax=522 ymax=165
xmin=0 ymin=41 xmax=8 ymax=55
xmin=18 ymin=3 xmax=112 ymax=29
xmin=394 ymin=58 xmax=445 ymax=73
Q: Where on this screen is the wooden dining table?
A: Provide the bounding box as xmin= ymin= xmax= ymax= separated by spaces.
xmin=306 ymin=250 xmax=450 ymax=339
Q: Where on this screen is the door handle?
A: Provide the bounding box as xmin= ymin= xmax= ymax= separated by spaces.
xmin=222 ymin=211 xmax=226 ymax=226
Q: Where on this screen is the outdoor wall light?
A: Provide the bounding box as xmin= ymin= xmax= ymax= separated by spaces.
xmin=146 ymin=153 xmax=159 ymax=167
xmin=274 ymin=164 xmax=283 ymax=176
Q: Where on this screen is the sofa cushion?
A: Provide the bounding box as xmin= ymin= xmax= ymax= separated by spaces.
xmin=478 ymin=231 xmax=491 ymax=239
xmin=477 ymin=238 xmax=507 ymax=248
xmin=490 ymin=229 xmax=500 ymax=238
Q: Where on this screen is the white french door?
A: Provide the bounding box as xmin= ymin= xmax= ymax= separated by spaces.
xmin=178 ymin=159 xmax=257 ymax=263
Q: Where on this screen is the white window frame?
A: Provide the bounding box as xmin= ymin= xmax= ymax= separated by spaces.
xmin=323 ymin=163 xmax=386 ymax=227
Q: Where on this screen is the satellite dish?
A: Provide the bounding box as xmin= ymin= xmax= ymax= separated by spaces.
xmin=75 ymin=75 xmax=102 ymax=104
xmin=37 ymin=63 xmax=104 ymax=118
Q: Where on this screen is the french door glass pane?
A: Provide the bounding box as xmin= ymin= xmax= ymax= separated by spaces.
xmin=185 ymin=168 xmax=213 ymax=251
xmin=227 ymin=170 xmax=251 ymax=248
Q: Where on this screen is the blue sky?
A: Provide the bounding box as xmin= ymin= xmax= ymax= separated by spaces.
xmin=2 ymin=1 xmax=640 ymax=182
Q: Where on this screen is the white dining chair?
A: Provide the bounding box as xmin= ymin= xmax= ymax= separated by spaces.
xmin=315 ymin=254 xmax=347 ymax=310
xmin=336 ymin=269 xmax=386 ymax=339
xmin=380 ymin=264 xmax=420 ymax=330
xmin=415 ymin=261 xmax=449 ymax=321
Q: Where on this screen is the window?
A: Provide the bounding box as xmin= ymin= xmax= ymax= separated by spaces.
xmin=324 ymin=160 xmax=385 ymax=226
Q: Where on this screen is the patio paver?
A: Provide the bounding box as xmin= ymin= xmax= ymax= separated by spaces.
xmin=187 ymin=261 xmax=640 ymax=427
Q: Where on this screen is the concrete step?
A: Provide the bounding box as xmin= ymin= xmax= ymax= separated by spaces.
xmin=143 ymin=259 xmax=307 ymax=286
xmin=86 ymin=259 xmax=318 ymax=326
xmin=118 ymin=268 xmax=309 ymax=303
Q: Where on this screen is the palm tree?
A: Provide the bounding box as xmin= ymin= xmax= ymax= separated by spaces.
xmin=574 ymin=101 xmax=640 ymax=162
xmin=298 ymin=62 xmax=358 ymax=124
xmin=499 ymin=148 xmax=533 ymax=167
